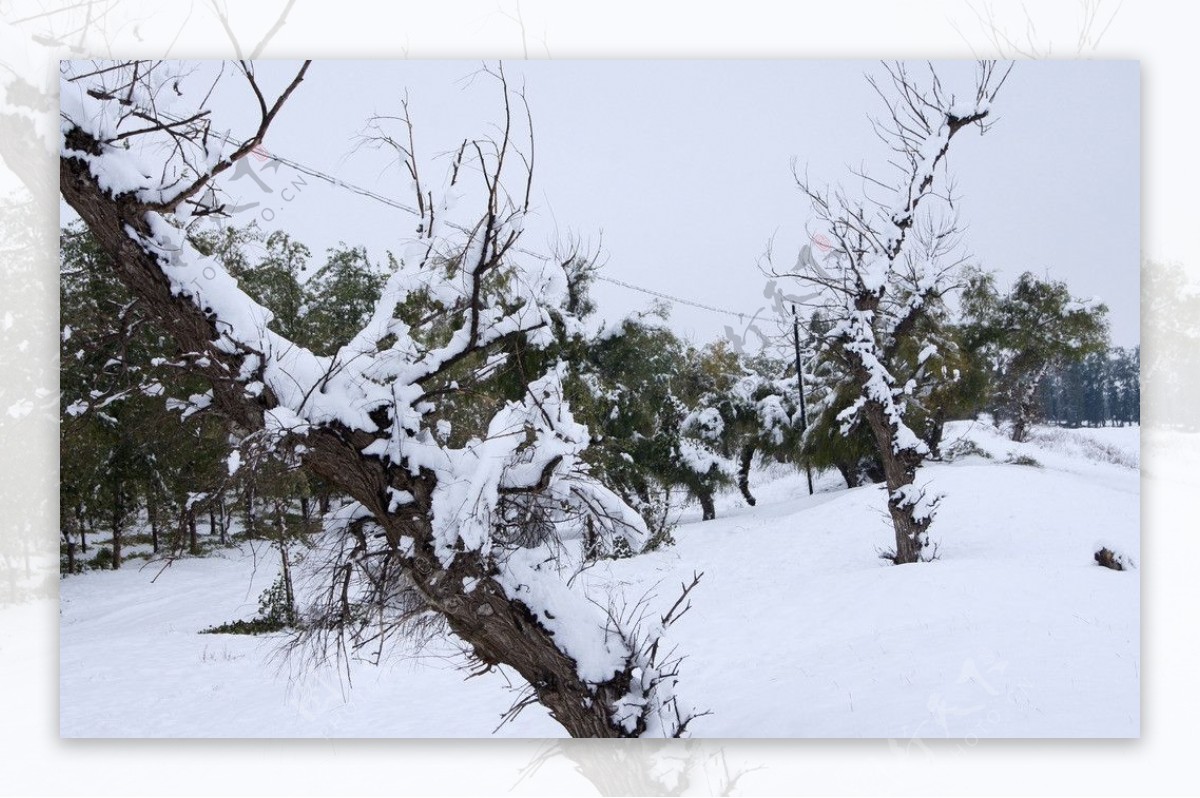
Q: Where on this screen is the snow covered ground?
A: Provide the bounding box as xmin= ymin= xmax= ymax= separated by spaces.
xmin=58 ymin=421 xmax=1139 ymax=738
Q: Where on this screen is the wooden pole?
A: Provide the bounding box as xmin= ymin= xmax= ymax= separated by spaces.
xmin=793 ymin=305 xmax=814 ymax=496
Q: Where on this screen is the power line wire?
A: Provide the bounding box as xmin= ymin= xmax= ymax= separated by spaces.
xmin=197 ymin=123 xmax=760 ymax=321
xmin=592 ymin=275 xmax=751 ymax=320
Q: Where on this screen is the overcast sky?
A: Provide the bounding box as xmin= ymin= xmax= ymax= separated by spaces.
xmin=203 ymin=59 xmax=1139 ymax=349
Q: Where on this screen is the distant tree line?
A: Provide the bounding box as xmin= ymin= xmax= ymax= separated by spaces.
xmin=1037 ymin=346 xmax=1140 ymax=428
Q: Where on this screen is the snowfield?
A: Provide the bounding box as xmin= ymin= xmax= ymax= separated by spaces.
xmin=59 ymin=421 xmax=1139 ymax=738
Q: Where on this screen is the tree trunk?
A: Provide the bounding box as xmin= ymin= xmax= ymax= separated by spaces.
xmin=836 ymin=462 xmax=859 ymax=489
xmin=737 ymin=444 xmax=757 ymax=507
xmin=1010 ymin=368 xmax=1047 ymax=443
xmin=110 ymin=487 xmax=124 ymax=570
xmin=924 ymin=408 xmax=947 ymax=460
xmin=697 ymin=489 xmax=716 ymax=522
xmin=244 ymin=484 xmax=257 ymax=538
xmin=863 ymin=402 xmax=931 ymax=564
xmin=583 ymin=515 xmax=599 ymax=560
xmin=62 ymin=530 xmax=77 ymax=575
xmin=274 ymin=500 xmax=296 ymax=622
xmin=1011 ymin=408 xmax=1031 ymax=443
xmin=76 ymin=503 xmax=88 ymax=554
xmin=147 ymin=496 xmax=160 ymax=554
xmin=110 ymin=522 xmax=122 ymax=570
xmin=188 ymin=506 xmax=199 ymax=555
xmin=217 ymin=497 xmax=228 ymax=544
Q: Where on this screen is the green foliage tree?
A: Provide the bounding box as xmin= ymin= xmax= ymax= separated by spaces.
xmin=569 ymin=311 xmax=694 ymax=533
xmin=961 ymin=269 xmax=1110 ymax=442
xmin=60 ymin=223 xmax=162 ymax=569
xmin=300 ymin=244 xmax=387 ymax=354
xmin=678 ymin=345 xmax=806 ymax=507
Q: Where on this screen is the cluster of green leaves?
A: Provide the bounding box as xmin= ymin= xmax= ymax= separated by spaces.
xmin=960 ymin=269 xmax=1111 ymax=441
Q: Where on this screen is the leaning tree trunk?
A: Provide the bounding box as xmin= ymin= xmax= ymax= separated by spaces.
xmin=736 ymin=444 xmax=757 ymax=507
xmin=60 ymin=126 xmax=674 ymax=739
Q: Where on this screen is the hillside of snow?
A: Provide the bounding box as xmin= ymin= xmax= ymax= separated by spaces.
xmin=59 ymin=420 xmax=1139 ymax=738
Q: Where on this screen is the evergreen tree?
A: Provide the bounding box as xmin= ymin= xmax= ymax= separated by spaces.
xmin=300 ymin=244 xmax=387 ymax=354
xmin=961 ymin=269 xmax=1110 ymax=441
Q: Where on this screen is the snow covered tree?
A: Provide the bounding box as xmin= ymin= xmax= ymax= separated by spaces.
xmin=568 ymin=312 xmax=722 ymax=528
xmin=575 ymin=330 xmax=792 ymax=526
xmin=776 ymin=61 xmax=1011 ymax=564
xmin=802 ymin=381 xmax=885 ymax=489
xmin=961 ymin=268 xmax=1109 ymax=441
xmin=678 ymin=347 xmax=806 ymax=508
xmin=59 ymin=60 xmax=699 ymax=737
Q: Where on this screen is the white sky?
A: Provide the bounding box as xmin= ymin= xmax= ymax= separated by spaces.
xmin=205 ymin=59 xmax=1139 ymax=348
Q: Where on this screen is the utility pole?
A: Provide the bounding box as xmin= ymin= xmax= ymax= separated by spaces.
xmin=792 ymin=305 xmax=814 ymax=496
